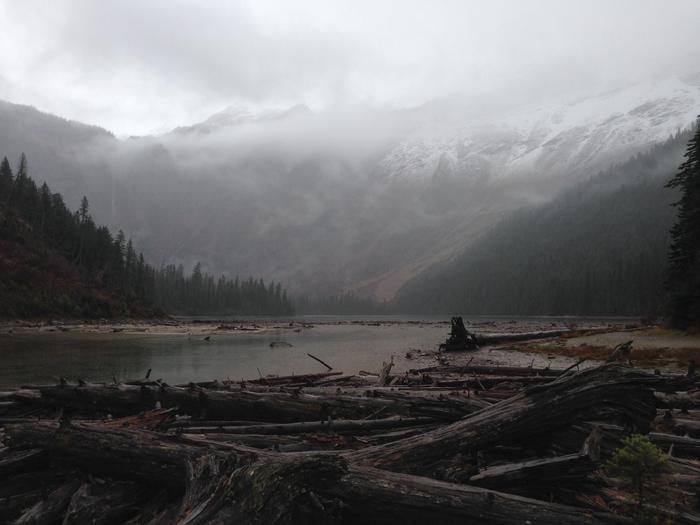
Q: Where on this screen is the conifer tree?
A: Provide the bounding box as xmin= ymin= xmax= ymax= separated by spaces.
xmin=0 ymin=156 xmax=13 ymax=201
xmin=666 ymin=119 xmax=700 ymax=329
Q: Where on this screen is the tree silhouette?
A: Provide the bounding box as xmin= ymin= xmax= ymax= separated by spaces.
xmin=666 ymin=119 xmax=700 ymax=329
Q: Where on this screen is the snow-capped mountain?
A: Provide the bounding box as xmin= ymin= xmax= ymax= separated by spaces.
xmin=0 ymin=73 xmax=697 ymax=300
xmin=379 ymin=74 xmax=700 ymax=183
xmin=169 ymin=104 xmax=313 ymax=135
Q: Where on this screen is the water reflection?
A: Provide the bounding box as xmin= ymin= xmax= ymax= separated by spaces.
xmin=0 ymin=324 xmax=447 ymax=388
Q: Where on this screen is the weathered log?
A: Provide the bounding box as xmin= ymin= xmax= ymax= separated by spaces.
xmin=0 ymin=471 xmax=67 ymax=523
xmin=180 ymin=416 xmax=433 ymax=435
xmin=100 ymin=407 xmax=177 ymax=429
xmin=182 ymin=433 xmax=306 ymax=449
xmin=347 ymin=365 xmax=658 ymax=475
xmin=337 ymin=463 xmax=622 ymax=525
xmin=4 ymin=421 xmax=254 ymax=488
xmin=649 ymin=432 xmax=700 ymax=458
xmin=439 ymin=316 xmax=479 ymax=352
xmin=0 ymin=449 xmax=48 ymax=477
xmin=378 ymin=357 xmax=395 ymax=386
xmin=475 ymin=329 xmax=570 ymax=345
xmin=656 ymin=391 xmax=700 ymax=410
xmin=13 ymin=480 xmax=80 ymax=525
xmin=4 ymin=422 xmax=621 ymax=524
xmin=414 ymin=364 xmax=561 ymax=377
xmin=656 ymin=413 xmax=700 ymax=438
xmin=180 ymin=371 xmax=344 ymax=389
xmin=122 ymin=491 xmax=175 ymax=525
xmin=468 ymin=453 xmax=595 ymax=494
xmin=29 ymin=382 xmax=484 ymax=422
xmin=61 ymin=480 xmax=149 ymax=525
xmin=547 ymin=422 xmax=700 ymax=460
xmin=432 ymin=375 xmax=555 ymax=388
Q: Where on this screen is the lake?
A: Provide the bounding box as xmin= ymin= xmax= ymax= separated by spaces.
xmin=0 ymin=316 xmax=625 ymax=388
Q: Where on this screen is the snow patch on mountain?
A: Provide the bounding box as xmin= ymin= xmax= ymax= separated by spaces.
xmin=380 ymin=75 xmax=700 ymax=182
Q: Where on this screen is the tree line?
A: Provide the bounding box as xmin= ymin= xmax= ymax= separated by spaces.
xmin=395 ymin=129 xmax=692 ymax=319
xmin=0 ymin=154 xmax=293 ymax=317
xmin=666 ymin=119 xmax=700 ymax=329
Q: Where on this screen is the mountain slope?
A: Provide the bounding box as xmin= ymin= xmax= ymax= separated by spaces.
xmin=0 ymin=73 xmax=698 ymax=301
xmin=395 ymin=129 xmax=691 ymax=316
xmin=0 ymin=203 xmax=141 ymax=319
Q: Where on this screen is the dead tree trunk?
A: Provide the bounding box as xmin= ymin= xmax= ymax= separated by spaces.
xmin=347 ymin=364 xmax=658 ymax=475
xmin=29 ymin=383 xmax=484 ymax=422
xmin=4 ymin=422 xmax=620 ymax=525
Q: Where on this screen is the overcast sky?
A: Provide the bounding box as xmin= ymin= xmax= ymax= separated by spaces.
xmin=1 ymin=0 xmax=698 ymax=136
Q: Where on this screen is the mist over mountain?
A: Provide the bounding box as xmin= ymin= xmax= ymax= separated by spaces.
xmin=0 ymin=73 xmax=698 ymax=300
xmin=396 ymin=128 xmax=692 ymax=316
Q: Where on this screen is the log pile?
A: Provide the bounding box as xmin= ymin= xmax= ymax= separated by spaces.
xmin=0 ymin=361 xmax=698 ymax=524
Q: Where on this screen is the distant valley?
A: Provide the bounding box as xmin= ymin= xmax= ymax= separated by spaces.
xmin=1 ymin=73 xmax=698 ymax=302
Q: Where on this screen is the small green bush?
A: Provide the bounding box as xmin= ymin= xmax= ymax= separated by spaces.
xmin=605 ymin=434 xmax=671 ymax=523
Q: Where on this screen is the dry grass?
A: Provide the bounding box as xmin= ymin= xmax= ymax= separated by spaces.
xmin=516 ymin=340 xmax=700 ymax=370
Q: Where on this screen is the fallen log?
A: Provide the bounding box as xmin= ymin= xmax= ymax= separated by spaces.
xmin=14 ymin=480 xmax=80 ymax=525
xmin=61 ymin=480 xmax=149 ymax=525
xmin=414 ymin=364 xmax=562 ymax=377
xmin=181 ymin=371 xmax=344 ymax=388
xmin=347 ymin=364 xmax=657 ymax=475
xmin=0 ymin=471 xmax=67 ymax=523
xmin=0 ymin=448 xmax=48 ymax=477
xmin=656 ymin=391 xmax=700 ymax=410
xmin=468 ymin=452 xmax=596 ymax=495
xmin=649 ymin=432 xmax=700 ymax=458
xmin=29 ymin=382 xmax=485 ymax=422
xmin=475 ymin=329 xmax=570 ymax=345
xmin=4 ymin=422 xmax=620 ymax=525
xmin=179 ymin=416 xmax=433 ymax=435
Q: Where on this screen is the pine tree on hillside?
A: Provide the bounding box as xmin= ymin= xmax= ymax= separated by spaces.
xmin=0 ymin=157 xmax=13 ymax=201
xmin=666 ymin=120 xmax=700 ymax=329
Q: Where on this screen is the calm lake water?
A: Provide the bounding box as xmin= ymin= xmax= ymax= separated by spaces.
xmin=0 ymin=323 xmax=448 ymax=388
xmin=0 ymin=316 xmax=629 ymax=388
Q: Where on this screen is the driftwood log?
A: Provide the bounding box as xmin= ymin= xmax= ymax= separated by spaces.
xmin=1 ymin=362 xmax=695 ymax=523
xmin=348 ymin=364 xmax=657 ymax=474
xmin=3 ymin=421 xmax=622 ymax=525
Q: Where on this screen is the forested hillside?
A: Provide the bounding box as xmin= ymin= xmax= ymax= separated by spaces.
xmin=0 ymin=155 xmax=293 ymax=318
xmin=395 ymin=129 xmax=692 ymax=317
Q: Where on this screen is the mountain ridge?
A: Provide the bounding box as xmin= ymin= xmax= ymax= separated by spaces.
xmin=0 ymin=72 xmax=697 ymax=300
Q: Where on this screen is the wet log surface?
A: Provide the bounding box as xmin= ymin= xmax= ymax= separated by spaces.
xmin=0 ymin=360 xmax=697 ymax=524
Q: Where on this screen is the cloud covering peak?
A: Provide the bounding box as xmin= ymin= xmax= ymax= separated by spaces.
xmin=1 ymin=0 xmax=699 ymax=135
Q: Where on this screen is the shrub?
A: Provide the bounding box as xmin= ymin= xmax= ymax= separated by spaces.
xmin=605 ymin=434 xmax=671 ymax=523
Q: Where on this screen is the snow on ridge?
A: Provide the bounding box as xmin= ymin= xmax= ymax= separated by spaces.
xmin=380 ymin=75 xmax=700 ymax=182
